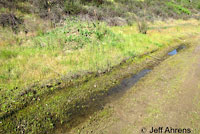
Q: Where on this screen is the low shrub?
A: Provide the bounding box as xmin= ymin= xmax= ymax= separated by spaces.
xmin=32 ymin=18 xmax=109 ymax=50
xmin=137 ymin=19 xmax=148 ymax=34
xmin=0 ymin=13 xmax=23 ymax=33
xmin=64 ymin=0 xmax=83 ymax=15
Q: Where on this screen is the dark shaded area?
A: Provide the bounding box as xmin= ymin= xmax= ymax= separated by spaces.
xmin=0 ymin=13 xmax=23 ymax=32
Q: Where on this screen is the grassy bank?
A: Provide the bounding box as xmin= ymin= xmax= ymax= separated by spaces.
xmin=1 ymin=19 xmax=200 ymax=120
xmin=0 ymin=33 xmax=198 ymax=134
xmin=0 ymin=18 xmax=200 ymax=133
xmin=1 ymin=19 xmax=199 ymax=90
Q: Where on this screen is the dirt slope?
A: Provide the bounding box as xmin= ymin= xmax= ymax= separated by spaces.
xmin=63 ymin=36 xmax=200 ymax=134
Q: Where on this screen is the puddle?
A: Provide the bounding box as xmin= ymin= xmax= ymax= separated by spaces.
xmin=168 ymin=45 xmax=186 ymax=56
xmin=168 ymin=49 xmax=177 ymax=56
xmin=108 ymin=69 xmax=151 ymax=95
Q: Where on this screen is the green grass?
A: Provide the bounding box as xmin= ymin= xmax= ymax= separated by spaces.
xmin=0 ymin=19 xmax=200 ymax=121
xmin=0 ymin=18 xmax=200 ymax=94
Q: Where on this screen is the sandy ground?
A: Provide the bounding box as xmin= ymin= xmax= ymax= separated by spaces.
xmin=59 ymin=36 xmax=200 ymax=134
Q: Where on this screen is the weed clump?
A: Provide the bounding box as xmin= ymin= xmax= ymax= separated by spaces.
xmin=0 ymin=49 xmax=18 ymax=59
xmin=137 ymin=20 xmax=148 ymax=34
xmin=32 ymin=18 xmax=109 ymax=50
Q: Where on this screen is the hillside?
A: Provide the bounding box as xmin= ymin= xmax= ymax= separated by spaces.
xmin=0 ymin=0 xmax=200 ymax=31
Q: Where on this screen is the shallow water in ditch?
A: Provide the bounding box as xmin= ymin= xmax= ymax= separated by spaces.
xmin=115 ymin=45 xmax=186 ymax=94
xmin=108 ymin=69 xmax=151 ymax=95
xmin=109 ymin=45 xmax=186 ymax=95
xmin=168 ymin=45 xmax=186 ymax=56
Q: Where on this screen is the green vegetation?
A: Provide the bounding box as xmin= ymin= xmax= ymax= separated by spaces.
xmin=1 ymin=19 xmax=199 ymax=92
xmin=0 ymin=18 xmax=200 ymax=125
xmin=166 ymin=2 xmax=191 ymax=15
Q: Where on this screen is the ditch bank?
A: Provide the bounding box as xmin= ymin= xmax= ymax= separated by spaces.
xmin=0 ymin=35 xmax=193 ymax=134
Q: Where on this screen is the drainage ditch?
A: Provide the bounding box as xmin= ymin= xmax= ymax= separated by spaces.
xmin=55 ymin=44 xmax=187 ymax=133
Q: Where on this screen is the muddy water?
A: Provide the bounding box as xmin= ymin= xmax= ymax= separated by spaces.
xmin=108 ymin=69 xmax=151 ymax=95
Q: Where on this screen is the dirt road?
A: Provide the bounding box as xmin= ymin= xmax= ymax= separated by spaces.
xmin=59 ymin=36 xmax=200 ymax=134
